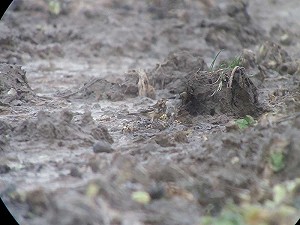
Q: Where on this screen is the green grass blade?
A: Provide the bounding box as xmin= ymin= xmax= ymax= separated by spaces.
xmin=210 ymin=50 xmax=223 ymax=71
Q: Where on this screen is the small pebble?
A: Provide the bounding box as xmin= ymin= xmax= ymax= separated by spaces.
xmin=93 ymin=140 xmax=114 ymax=153
xmin=7 ymin=88 xmax=17 ymax=96
xmin=148 ymin=184 xmax=165 ymax=200
xmin=70 ymin=166 xmax=82 ymax=178
xmin=0 ymin=164 xmax=10 ymax=174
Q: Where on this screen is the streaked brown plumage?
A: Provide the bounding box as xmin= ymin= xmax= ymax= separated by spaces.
xmin=129 ymin=98 xmax=167 ymax=122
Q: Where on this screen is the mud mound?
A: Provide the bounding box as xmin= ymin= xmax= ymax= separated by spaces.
xmin=182 ymin=65 xmax=262 ymax=117
xmin=204 ymin=0 xmax=264 ymax=50
xmin=146 ymin=48 xmax=270 ymax=119
xmin=1 ymin=0 xmax=300 ymax=225
xmin=60 ymin=69 xmax=155 ymax=101
xmin=149 ymin=50 xmax=208 ymax=93
xmin=7 ymin=110 xmax=113 ymax=149
xmin=59 ymin=78 xmax=126 ymax=101
xmin=0 ymin=63 xmax=34 ymax=105
xmin=256 ymin=41 xmax=300 ymax=75
xmin=189 ymin=113 xmax=300 ymax=187
xmin=0 ymin=24 xmax=21 ymax=64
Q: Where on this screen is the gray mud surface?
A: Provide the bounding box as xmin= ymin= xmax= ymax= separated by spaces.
xmin=1 ymin=0 xmax=300 ymax=224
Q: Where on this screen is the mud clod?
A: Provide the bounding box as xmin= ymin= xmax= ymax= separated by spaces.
xmin=0 ymin=63 xmax=34 ymax=104
xmin=1 ymin=1 xmax=300 ymax=225
xmin=0 ymin=164 xmax=10 ymax=174
xmin=149 ymin=50 xmax=208 ymax=92
xmin=25 ymin=188 xmax=49 ymax=216
xmin=5 ymin=110 xmax=113 ymax=150
xmin=183 ymin=66 xmax=262 ymax=117
xmin=93 ymin=140 xmax=114 ymax=153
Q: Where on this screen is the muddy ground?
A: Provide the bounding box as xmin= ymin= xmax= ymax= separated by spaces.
xmin=1 ymin=0 xmax=300 ymax=224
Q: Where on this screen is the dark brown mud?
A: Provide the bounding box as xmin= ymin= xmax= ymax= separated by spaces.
xmin=1 ymin=0 xmax=300 ymax=225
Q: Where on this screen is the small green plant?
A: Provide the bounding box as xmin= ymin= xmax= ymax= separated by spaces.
xmin=201 ymin=209 xmax=245 ymax=225
xmin=48 ymin=0 xmax=61 ymax=15
xmin=131 ymin=191 xmax=151 ymax=204
xmin=235 ymin=115 xmax=255 ymax=129
xmin=269 ymin=151 xmax=285 ymax=172
xmin=271 ymin=178 xmax=300 ymax=205
xmin=218 ymin=55 xmax=242 ymax=70
xmin=200 ymin=179 xmax=300 ymax=225
xmin=209 ymin=50 xmax=223 ymax=71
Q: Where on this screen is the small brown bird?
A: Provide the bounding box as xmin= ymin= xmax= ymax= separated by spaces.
xmin=179 ymin=91 xmax=189 ymax=105
xmin=129 ymin=98 xmax=167 ymax=122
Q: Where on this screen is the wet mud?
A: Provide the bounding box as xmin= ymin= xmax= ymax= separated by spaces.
xmin=1 ymin=0 xmax=300 ymax=224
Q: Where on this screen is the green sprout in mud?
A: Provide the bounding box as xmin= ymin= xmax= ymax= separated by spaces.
xmin=209 ymin=50 xmax=242 ymax=71
xmin=218 ymin=55 xmax=242 ymax=70
xmin=235 ymin=115 xmax=255 ymax=129
xmin=47 ymin=0 xmax=61 ymax=15
xmin=269 ymin=151 xmax=285 ymax=172
xmin=209 ymin=50 xmax=223 ymax=71
xmin=200 ymin=178 xmax=300 ymax=225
